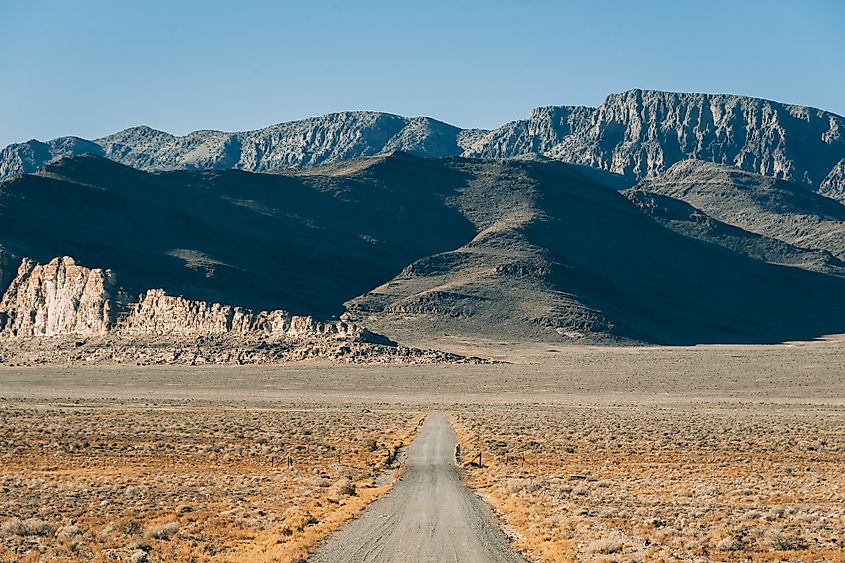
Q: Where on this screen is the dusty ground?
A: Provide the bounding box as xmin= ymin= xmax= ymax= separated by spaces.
xmin=1 ymin=335 xmax=844 ymax=562
xmin=0 ymin=404 xmax=421 ymax=562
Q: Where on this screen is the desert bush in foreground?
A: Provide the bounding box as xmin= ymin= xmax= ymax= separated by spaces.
xmin=453 ymin=404 xmax=845 ymax=562
xmin=0 ymin=401 xmax=421 ymax=562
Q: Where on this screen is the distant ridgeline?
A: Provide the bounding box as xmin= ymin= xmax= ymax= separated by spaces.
xmin=2 ymin=89 xmax=844 ymax=202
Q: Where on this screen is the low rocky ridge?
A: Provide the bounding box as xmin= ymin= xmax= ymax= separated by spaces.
xmin=0 ymin=257 xmax=482 ymax=365
xmin=3 ymin=89 xmax=844 ymax=201
xmin=624 ymin=189 xmax=845 ymax=276
xmin=634 ymin=160 xmax=845 ymax=260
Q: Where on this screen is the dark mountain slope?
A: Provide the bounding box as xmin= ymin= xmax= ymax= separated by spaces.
xmin=624 ymin=189 xmax=845 ymax=276
xmin=347 ymin=159 xmax=845 ymax=344
xmin=3 ymin=153 xmax=845 ymax=344
xmin=635 ymin=160 xmax=845 ymax=260
xmin=0 ymin=153 xmax=475 ymax=316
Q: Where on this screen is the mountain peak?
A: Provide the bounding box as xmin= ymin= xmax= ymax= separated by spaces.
xmin=2 ymin=89 xmax=844 ymax=202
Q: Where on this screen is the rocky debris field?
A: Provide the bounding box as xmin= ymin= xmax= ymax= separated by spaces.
xmin=0 ymin=334 xmax=487 ymax=367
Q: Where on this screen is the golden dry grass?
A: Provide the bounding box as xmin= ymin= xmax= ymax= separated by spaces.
xmin=0 ymin=403 xmax=422 ymax=562
xmin=452 ymin=404 xmax=845 ymax=563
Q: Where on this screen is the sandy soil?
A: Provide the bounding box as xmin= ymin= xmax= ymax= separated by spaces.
xmin=1 ymin=336 xmax=844 ymax=562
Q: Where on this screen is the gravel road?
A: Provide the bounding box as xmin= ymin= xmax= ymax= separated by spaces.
xmin=309 ymin=414 xmax=525 ymax=562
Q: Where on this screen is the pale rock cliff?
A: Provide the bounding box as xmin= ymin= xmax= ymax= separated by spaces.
xmin=548 ymin=90 xmax=845 ymax=191
xmin=118 ymin=289 xmax=360 ymax=338
xmin=820 ymin=157 xmax=845 ymax=201
xmin=0 ymin=257 xmax=364 ymax=340
xmin=0 ymin=257 xmax=118 ymax=337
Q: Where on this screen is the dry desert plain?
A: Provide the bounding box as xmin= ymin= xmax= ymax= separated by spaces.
xmin=1 ymin=336 xmax=845 ymax=562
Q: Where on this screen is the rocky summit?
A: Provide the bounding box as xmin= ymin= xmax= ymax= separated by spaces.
xmin=2 ymin=89 xmax=844 ymax=201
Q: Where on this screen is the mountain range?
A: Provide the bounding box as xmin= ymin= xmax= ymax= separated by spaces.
xmin=2 ymin=89 xmax=844 ymax=202
xmin=2 ymin=88 xmax=845 ymax=351
xmin=2 ymin=150 xmax=845 ymax=347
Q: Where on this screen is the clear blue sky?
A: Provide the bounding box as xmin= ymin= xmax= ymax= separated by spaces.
xmin=2 ymin=0 xmax=843 ymax=147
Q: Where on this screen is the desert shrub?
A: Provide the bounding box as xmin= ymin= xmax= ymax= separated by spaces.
xmin=143 ymin=520 xmax=179 ymax=540
xmin=115 ymin=517 xmax=142 ymax=536
xmin=0 ymin=517 xmax=54 ymax=537
xmin=280 ymin=507 xmax=317 ymax=536
xmin=585 ymin=538 xmax=624 ymax=554
xmin=328 ymin=478 xmax=356 ymax=500
xmin=55 ymin=524 xmax=82 ymax=538
xmin=762 ymin=527 xmax=809 ymax=551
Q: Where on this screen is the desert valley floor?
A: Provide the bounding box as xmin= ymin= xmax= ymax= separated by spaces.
xmin=2 ymin=337 xmax=845 ymax=562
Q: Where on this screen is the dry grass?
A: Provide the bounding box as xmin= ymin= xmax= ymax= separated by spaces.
xmin=452 ymin=404 xmax=845 ymax=563
xmin=0 ymin=403 xmax=421 ymax=562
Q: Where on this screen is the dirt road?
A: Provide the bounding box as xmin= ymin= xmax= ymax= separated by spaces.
xmin=309 ymin=414 xmax=525 ymax=562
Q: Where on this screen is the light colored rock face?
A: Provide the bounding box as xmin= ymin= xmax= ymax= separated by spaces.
xmin=820 ymin=157 xmax=845 ymax=201
xmin=16 ymin=113 xmax=461 ymax=175
xmin=0 ymin=137 xmax=103 ymax=178
xmin=118 ymin=289 xmax=360 ymax=338
xmin=0 ymin=257 xmax=363 ymax=340
xmin=3 ymin=90 xmax=842 ymax=200
xmin=457 ymin=105 xmax=596 ymax=158
xmin=548 ymin=90 xmax=845 ymax=191
xmin=0 ymin=257 xmax=117 ymax=337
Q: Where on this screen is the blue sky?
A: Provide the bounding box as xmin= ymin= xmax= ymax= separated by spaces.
xmin=2 ymin=0 xmax=843 ymax=147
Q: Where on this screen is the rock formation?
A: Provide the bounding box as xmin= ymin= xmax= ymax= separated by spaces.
xmin=0 ymin=257 xmax=119 ymax=337
xmin=119 ymin=289 xmax=360 ymax=338
xmin=2 ymin=89 xmax=843 ymax=200
xmin=0 ymin=256 xmax=485 ymax=365
xmin=0 ymin=257 xmax=361 ymax=340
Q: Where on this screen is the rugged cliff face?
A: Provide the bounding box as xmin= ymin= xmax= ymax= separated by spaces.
xmin=549 ymin=90 xmax=845 ymax=191
xmin=457 ymin=105 xmax=596 ymax=158
xmin=3 ymin=89 xmax=843 ymax=200
xmin=0 ymin=113 xmax=462 ymax=178
xmin=0 ymin=257 xmax=365 ymax=340
xmin=119 ymin=289 xmax=360 ymax=338
xmin=0 ymin=257 xmax=119 ymax=337
xmin=821 ymin=158 xmax=845 ymax=201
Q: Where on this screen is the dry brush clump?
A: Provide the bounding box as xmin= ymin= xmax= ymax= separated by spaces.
xmin=0 ymin=402 xmax=421 ymax=562
xmin=452 ymin=404 xmax=845 ymax=562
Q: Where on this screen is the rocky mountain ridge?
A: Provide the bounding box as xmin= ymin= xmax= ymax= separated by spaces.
xmin=2 ymin=89 xmax=844 ymax=200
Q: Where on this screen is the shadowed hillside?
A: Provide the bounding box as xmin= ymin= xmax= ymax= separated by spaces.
xmin=0 ymin=153 xmax=475 ymax=316
xmin=2 ymin=153 xmax=845 ymax=344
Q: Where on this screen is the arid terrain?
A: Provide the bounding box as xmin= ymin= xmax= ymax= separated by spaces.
xmin=2 ymin=337 xmax=844 ymax=562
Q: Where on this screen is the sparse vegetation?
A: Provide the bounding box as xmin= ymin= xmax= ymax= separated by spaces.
xmin=0 ymin=402 xmax=421 ymax=562
xmin=453 ymin=404 xmax=845 ymax=562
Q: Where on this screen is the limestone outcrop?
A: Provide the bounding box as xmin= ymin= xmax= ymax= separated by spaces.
xmin=0 ymin=256 xmax=484 ymax=365
xmin=0 ymin=257 xmax=362 ymax=340
xmin=118 ymin=289 xmax=361 ymax=338
xmin=0 ymin=257 xmax=118 ymax=337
